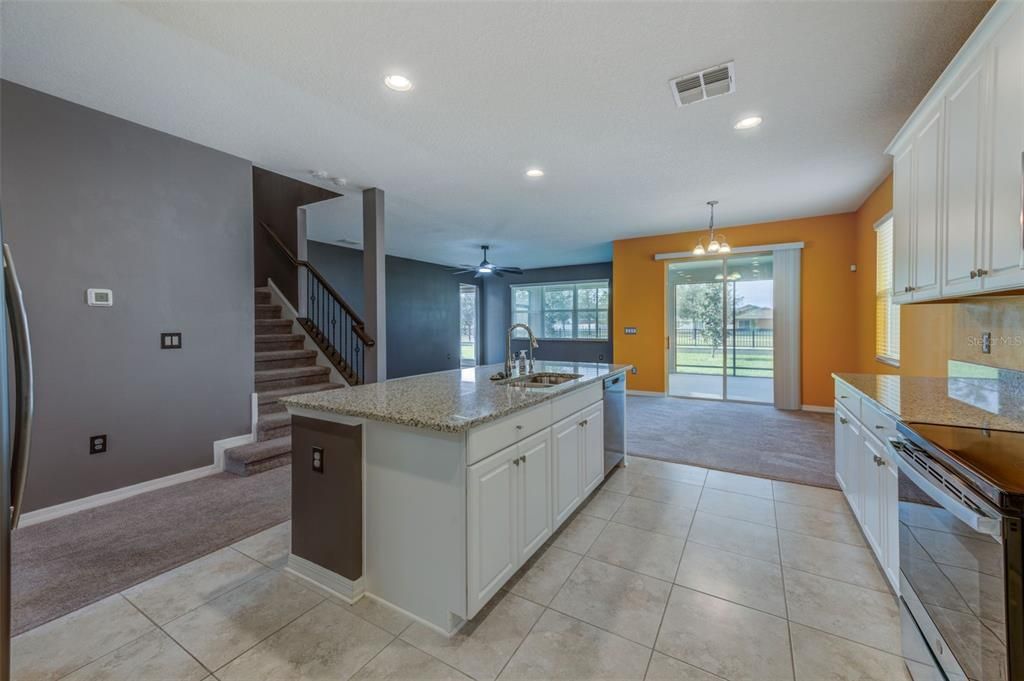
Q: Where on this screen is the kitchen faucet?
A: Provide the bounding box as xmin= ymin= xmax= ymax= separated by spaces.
xmin=505 ymin=323 xmax=539 ymax=377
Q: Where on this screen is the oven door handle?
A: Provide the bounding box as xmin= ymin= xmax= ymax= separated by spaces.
xmin=890 ymin=439 xmax=1002 ymax=539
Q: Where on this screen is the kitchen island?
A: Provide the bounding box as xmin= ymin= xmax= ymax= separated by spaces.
xmin=281 ymin=361 xmax=630 ymax=636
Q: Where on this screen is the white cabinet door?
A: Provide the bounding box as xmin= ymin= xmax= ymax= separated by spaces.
xmin=581 ymin=403 xmax=605 ymax=496
xmin=518 ymin=431 xmax=552 ymax=561
xmin=834 ymin=405 xmax=850 ymax=492
xmin=942 ymin=56 xmax=987 ymax=297
xmin=892 ymin=145 xmax=914 ymax=304
xmin=843 ymin=415 xmax=863 ymax=522
xmin=467 ymin=444 xmax=518 ymax=617
xmin=552 ymin=415 xmax=582 ymax=526
xmin=912 ymin=106 xmax=944 ymax=301
xmin=882 ymin=452 xmax=901 ymax=593
xmin=984 ymin=3 xmax=1024 ymax=292
xmin=861 ymin=434 xmax=886 ymax=559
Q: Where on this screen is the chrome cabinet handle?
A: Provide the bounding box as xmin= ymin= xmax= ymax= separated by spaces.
xmin=970 ymin=269 xmax=978 ymax=279
xmin=520 ymin=456 xmax=526 ymax=464
xmin=513 ymin=458 xmax=520 ymax=466
xmin=4 ymin=244 xmax=34 ymax=529
xmin=976 ymin=268 xmax=989 ymax=277
xmin=873 ymin=454 xmax=887 ymax=466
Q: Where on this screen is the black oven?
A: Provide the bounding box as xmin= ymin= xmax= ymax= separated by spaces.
xmin=889 ymin=425 xmax=1024 ymax=681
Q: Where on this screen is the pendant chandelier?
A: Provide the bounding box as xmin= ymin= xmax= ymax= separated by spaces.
xmin=692 ymin=200 xmax=730 ymax=256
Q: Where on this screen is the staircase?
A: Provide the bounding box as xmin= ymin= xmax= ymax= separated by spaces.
xmin=223 ymin=288 xmax=341 ymax=475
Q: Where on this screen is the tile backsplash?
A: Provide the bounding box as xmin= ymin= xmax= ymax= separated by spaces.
xmin=951 ymin=296 xmax=1024 ymax=372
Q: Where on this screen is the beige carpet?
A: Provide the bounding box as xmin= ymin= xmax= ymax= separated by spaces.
xmin=12 ymin=466 xmax=291 ymax=635
xmin=628 ymin=396 xmax=836 ymax=488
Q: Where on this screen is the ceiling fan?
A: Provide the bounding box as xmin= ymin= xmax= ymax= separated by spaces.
xmin=451 ymin=245 xmax=523 ymax=278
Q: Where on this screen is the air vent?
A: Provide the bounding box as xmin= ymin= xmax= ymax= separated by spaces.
xmin=670 ymin=61 xmax=735 ymax=107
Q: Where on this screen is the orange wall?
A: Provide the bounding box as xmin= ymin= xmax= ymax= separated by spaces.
xmin=852 ymin=175 xmax=953 ymax=378
xmin=613 ymin=213 xmax=860 ymax=406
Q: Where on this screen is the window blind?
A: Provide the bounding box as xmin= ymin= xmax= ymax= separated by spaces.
xmin=875 ymin=217 xmax=900 ymax=363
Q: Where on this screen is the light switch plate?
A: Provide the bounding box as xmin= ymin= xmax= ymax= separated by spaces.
xmin=86 ymin=288 xmax=113 ymax=306
xmin=160 ymin=332 xmax=182 ymax=349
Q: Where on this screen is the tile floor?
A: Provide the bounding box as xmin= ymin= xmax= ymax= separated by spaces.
xmin=13 ymin=459 xmax=915 ymax=681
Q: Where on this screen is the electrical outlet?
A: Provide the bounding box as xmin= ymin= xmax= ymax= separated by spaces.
xmin=90 ymin=434 xmax=107 ymax=454
xmin=982 ymin=332 xmax=992 ymax=354
xmin=312 ymin=446 xmax=324 ymax=474
xmin=630 ymin=367 xmax=638 ymax=375
xmin=624 ymin=327 xmax=638 ymax=335
xmin=161 ymin=332 xmax=182 ymax=349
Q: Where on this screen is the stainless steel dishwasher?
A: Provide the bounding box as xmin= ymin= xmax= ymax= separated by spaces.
xmin=603 ymin=373 xmax=626 ymax=474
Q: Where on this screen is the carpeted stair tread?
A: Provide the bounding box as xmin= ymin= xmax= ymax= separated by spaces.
xmin=255 ymin=365 xmax=330 ymax=382
xmin=255 ymin=349 xmax=317 ymax=362
xmin=224 ymin=436 xmax=291 ymax=465
xmin=255 ymin=288 xmax=272 ymax=304
xmin=255 ymin=333 xmax=305 ymax=346
xmin=257 ymin=412 xmax=292 ymax=441
xmin=257 ymin=382 xmax=338 ymax=405
xmin=255 ymin=304 xmax=283 ymax=320
xmin=255 ymin=319 xmax=293 ymax=334
xmin=255 ymin=348 xmax=318 ymax=371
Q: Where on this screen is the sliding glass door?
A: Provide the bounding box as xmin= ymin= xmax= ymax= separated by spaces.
xmin=668 ymin=253 xmax=774 ymax=403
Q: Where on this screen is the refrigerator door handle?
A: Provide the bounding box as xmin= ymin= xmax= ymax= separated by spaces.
xmin=3 ymin=244 xmax=33 ymax=529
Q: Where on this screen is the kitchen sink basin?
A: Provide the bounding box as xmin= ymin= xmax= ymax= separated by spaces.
xmin=503 ymin=372 xmax=583 ymax=388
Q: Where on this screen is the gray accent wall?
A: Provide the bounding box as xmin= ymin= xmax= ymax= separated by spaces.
xmin=1 ymin=81 xmax=254 ymax=510
xmin=308 ymin=241 xmax=476 ymax=379
xmin=481 ymin=262 xmax=613 ymax=365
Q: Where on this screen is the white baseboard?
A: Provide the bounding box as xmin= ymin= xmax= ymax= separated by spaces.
xmin=214 ymin=431 xmax=256 ymax=471
xmin=802 ymin=404 xmax=835 ymax=414
xmin=19 ymin=462 xmax=221 ymax=528
xmin=265 ymin=278 xmax=348 ymax=386
xmin=285 ymin=553 xmax=365 ymax=603
xmin=361 ymin=592 xmax=466 ymax=639
xmin=627 ymin=389 xmax=666 ymax=397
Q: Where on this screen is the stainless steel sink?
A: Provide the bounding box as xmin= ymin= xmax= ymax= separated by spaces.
xmin=502 ymin=372 xmax=583 ymax=388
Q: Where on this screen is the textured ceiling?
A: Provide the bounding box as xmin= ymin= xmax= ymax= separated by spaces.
xmin=0 ymin=1 xmax=989 ymax=268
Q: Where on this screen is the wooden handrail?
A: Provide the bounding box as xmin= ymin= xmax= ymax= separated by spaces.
xmin=258 ymin=220 xmax=375 ymax=347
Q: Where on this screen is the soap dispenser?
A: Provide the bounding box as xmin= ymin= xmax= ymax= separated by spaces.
xmin=517 ymin=350 xmax=528 ymax=375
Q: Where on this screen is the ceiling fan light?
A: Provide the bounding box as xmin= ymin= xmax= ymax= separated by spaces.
xmin=478 ymin=266 xmax=493 ymax=273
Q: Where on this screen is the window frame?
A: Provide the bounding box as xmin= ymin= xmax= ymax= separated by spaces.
xmin=510 ymin=279 xmax=610 ymax=341
xmin=874 ymin=213 xmax=900 ymax=367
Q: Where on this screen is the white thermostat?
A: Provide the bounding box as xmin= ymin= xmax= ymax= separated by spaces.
xmin=86 ymin=288 xmax=113 ymax=307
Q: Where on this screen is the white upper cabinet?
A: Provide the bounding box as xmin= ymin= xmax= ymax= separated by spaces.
xmin=911 ymin=106 xmax=943 ymax=301
xmin=984 ymin=3 xmax=1024 ymax=290
xmin=892 ymin=146 xmax=914 ymax=304
xmin=888 ymin=0 xmax=1024 ymax=302
xmin=942 ymin=55 xmax=988 ymax=296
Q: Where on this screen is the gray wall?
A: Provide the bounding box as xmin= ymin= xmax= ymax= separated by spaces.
xmin=1 ymin=81 xmax=254 ymax=510
xmin=308 ymin=241 xmax=476 ymax=379
xmin=481 ymin=262 xmax=613 ymax=365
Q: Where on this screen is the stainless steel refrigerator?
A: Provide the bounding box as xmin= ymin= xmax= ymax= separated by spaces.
xmin=0 ymin=208 xmax=34 ymax=681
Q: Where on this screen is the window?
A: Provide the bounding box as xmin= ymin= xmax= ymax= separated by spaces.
xmin=875 ymin=215 xmax=900 ymax=365
xmin=511 ymin=280 xmax=609 ymax=340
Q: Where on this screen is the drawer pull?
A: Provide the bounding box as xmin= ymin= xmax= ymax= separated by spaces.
xmin=873 ymin=454 xmax=887 ymax=467
xmin=515 ymin=425 xmax=523 ymax=431
xmin=839 ymin=395 xmax=847 ymax=399
xmin=513 ymin=458 xmax=520 ymax=466
xmin=875 ymin=425 xmax=885 ymax=430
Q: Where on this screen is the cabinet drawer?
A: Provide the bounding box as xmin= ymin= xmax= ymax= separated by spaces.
xmin=834 ymin=381 xmax=861 ymax=420
xmin=468 ymin=403 xmax=552 ymax=465
xmin=551 ymin=383 xmax=602 ymax=422
xmin=861 ymin=399 xmax=898 ymax=444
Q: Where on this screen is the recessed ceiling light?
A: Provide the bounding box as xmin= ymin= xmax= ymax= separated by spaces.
xmin=525 ymin=168 xmax=544 ymax=178
xmin=384 ymin=74 xmax=413 ymax=92
xmin=311 ymin=170 xmax=330 ymax=179
xmin=734 ymin=116 xmax=763 ymax=130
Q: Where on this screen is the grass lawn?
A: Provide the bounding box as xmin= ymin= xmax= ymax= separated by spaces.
xmin=675 ymin=347 xmax=773 ymax=378
xmin=461 ymin=342 xmax=476 ymax=360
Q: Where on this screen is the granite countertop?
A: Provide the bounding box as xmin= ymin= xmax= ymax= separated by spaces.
xmin=832 ymin=369 xmax=1024 ymax=432
xmin=282 ymin=361 xmax=632 ymax=432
